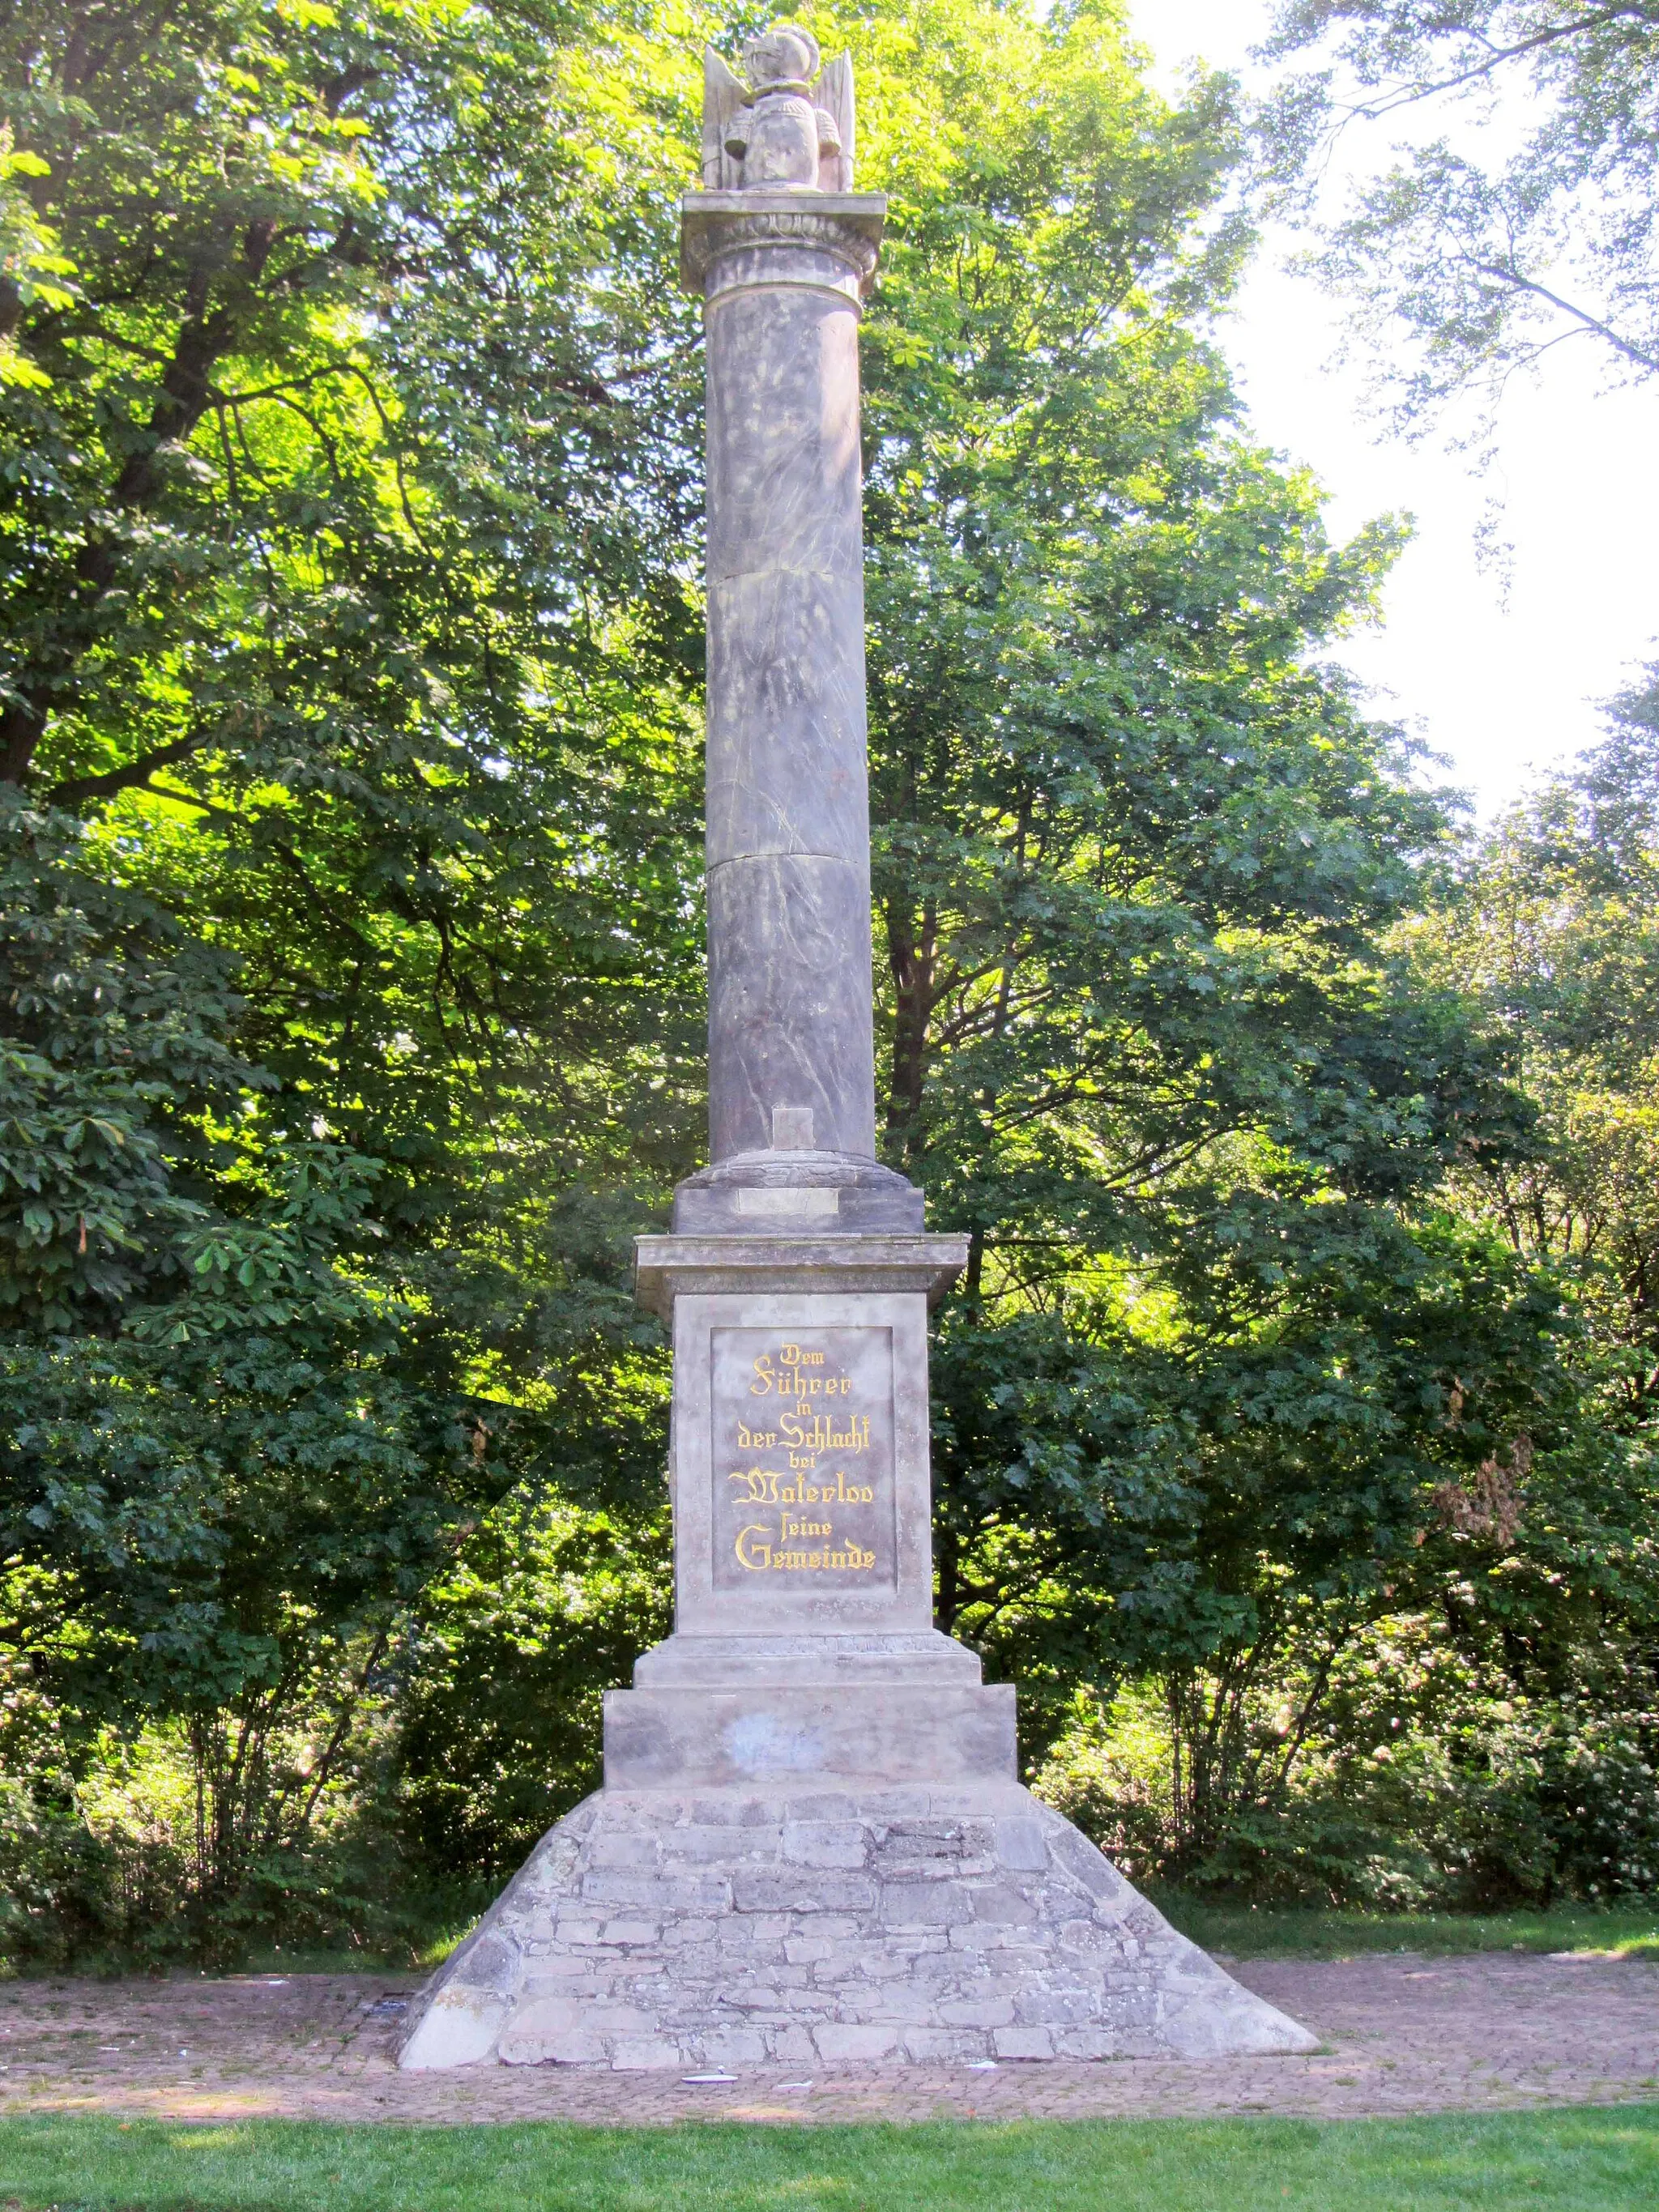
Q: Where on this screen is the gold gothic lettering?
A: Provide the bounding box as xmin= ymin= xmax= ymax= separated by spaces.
xmin=736 ymin=1413 xmax=868 ymax=1452
xmin=749 ymin=1350 xmax=854 ymax=1401
xmin=716 ymin=1330 xmax=890 ymax=1591
xmin=734 ymin=1523 xmax=877 ymax=1573
xmin=725 ymin=1466 xmax=875 ymax=1506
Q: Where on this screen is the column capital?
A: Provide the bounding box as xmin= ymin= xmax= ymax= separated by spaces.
xmin=680 ymin=190 xmax=887 ymax=301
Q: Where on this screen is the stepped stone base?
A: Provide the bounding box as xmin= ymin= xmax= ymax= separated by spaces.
xmin=398 ymin=1779 xmax=1316 ymax=2071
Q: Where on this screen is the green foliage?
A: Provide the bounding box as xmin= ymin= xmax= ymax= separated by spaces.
xmin=0 ymin=790 xmax=255 ymax=1328
xmin=0 ymin=0 xmax=1653 ymax=1961
xmin=1408 ymin=673 xmax=1659 ymax=1403
xmin=1038 ymin=1596 xmax=1659 ymax=1907
xmin=0 ymin=0 xmax=706 ymax=787
xmin=0 ymin=0 xmax=705 ymax=1956
xmin=839 ymin=2 xmax=1582 ymax=1854
xmin=1035 ymin=693 xmax=1659 ymax=1903
xmin=0 ymin=0 xmax=710 ymax=1369
xmin=0 ymin=790 xmax=509 ymax=1954
xmin=392 ymin=1461 xmax=673 ymax=1891
xmin=1263 ymin=2 xmax=1659 ymax=428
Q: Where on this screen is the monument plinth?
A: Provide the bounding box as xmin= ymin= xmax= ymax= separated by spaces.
xmin=399 ymin=23 xmax=1315 ymax=2072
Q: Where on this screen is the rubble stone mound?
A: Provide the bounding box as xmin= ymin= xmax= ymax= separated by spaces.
xmin=399 ymin=1780 xmax=1317 ymax=2071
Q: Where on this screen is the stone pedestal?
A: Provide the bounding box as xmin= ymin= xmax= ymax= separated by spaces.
xmin=399 ymin=1232 xmax=1316 ymax=2071
xmin=399 ymin=22 xmax=1315 ymax=2073
xmin=603 ymin=1234 xmax=1017 ymax=1792
xmin=398 ymin=1781 xmax=1313 ymax=2072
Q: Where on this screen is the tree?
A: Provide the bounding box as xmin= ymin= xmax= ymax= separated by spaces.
xmin=0 ymin=0 xmax=1618 ymax=1948
xmin=0 ymin=789 xmax=517 ymax=1941
xmin=0 ymin=0 xmax=707 ymax=1945
xmin=824 ymin=3 xmax=1570 ymax=1847
xmin=0 ymin=0 xmax=710 ymax=1327
xmin=1262 ymin=1 xmax=1659 ymax=431
xmin=1036 ymin=678 xmax=1659 ymax=1906
xmin=1411 ymin=668 xmax=1659 ymax=1416
xmin=1166 ymin=689 xmax=1659 ymax=1904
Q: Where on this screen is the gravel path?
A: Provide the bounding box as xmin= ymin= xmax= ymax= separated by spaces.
xmin=1 ymin=1953 xmax=1655 ymax=2125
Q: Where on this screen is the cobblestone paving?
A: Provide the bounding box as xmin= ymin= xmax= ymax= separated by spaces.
xmin=1 ymin=1953 xmax=1657 ymax=2124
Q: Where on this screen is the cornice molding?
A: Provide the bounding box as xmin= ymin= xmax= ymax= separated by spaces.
xmin=680 ymin=190 xmax=887 ymax=297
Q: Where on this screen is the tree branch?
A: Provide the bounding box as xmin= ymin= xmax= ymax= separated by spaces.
xmin=1468 ymin=256 xmax=1659 ymax=375
xmin=1331 ymin=6 xmax=1659 ymax=119
xmin=49 ymin=729 xmax=215 ymax=806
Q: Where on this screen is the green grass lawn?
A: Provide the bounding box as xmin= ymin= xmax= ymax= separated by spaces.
xmin=1148 ymin=1893 xmax=1659 ymax=1960
xmin=2 ymin=2110 xmax=1657 ymax=2212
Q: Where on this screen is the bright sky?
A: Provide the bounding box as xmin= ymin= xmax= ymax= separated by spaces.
xmin=1124 ymin=0 xmax=1659 ymax=821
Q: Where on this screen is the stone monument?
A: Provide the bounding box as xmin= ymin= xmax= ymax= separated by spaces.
xmin=398 ymin=24 xmax=1316 ymax=2073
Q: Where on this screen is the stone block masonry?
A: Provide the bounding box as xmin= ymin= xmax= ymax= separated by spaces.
xmin=399 ymin=1783 xmax=1316 ymax=2070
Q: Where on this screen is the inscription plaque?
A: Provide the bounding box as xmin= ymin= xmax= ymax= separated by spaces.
xmin=710 ymin=1327 xmax=896 ymax=1590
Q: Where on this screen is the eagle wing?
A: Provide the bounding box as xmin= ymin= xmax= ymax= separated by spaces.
xmin=702 ymin=49 xmax=748 ymax=190
xmin=813 ymin=53 xmax=855 ymax=191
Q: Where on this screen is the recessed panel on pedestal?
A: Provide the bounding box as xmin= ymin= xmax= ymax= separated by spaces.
xmin=667 ymin=1289 xmax=937 ymax=1634
xmin=710 ymin=1324 xmax=897 ymax=1592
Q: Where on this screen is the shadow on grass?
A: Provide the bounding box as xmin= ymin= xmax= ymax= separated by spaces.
xmin=1145 ymin=1891 xmax=1659 ymax=1962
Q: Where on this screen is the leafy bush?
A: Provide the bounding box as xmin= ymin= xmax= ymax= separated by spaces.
xmin=1034 ymin=1616 xmax=1659 ymax=1908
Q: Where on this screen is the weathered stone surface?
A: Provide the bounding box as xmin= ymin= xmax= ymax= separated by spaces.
xmin=400 ymin=27 xmax=1316 ymax=2082
xmin=398 ymin=1782 xmax=1318 ymax=2071
xmin=602 ymin=1684 xmax=1017 ymax=1789
xmin=709 ymin=1319 xmax=896 ymax=1590
xmin=671 ymin=1152 xmax=925 ymax=1236
xmin=698 ymin=26 xmax=857 ymax=198
xmin=706 ymin=853 xmax=877 ymax=1165
xmin=698 ymin=212 xmax=881 ymax=1170
xmin=699 ymin=27 xmax=858 ymax=198
xmin=681 ymin=197 xmax=884 ymax=300
xmin=705 ymin=572 xmax=869 ymax=868
xmin=656 ymin=1286 xmax=945 ymax=1639
xmin=687 ymin=36 xmax=892 ymax=1182
xmin=633 ymin=1234 xmax=966 ymax=1319
xmin=705 ymin=296 xmax=864 ymax=586
xmin=633 ymin=1629 xmax=981 ymax=1687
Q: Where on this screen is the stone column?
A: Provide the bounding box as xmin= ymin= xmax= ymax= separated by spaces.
xmin=671 ymin=25 xmax=919 ymax=1237
xmin=619 ymin=19 xmax=988 ymax=1754
xmin=396 ymin=26 xmax=1316 ymax=2073
xmin=697 ymin=198 xmax=878 ymax=1166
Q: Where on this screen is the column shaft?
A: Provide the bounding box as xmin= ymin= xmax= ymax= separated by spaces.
xmin=703 ymin=237 xmax=878 ymax=1162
